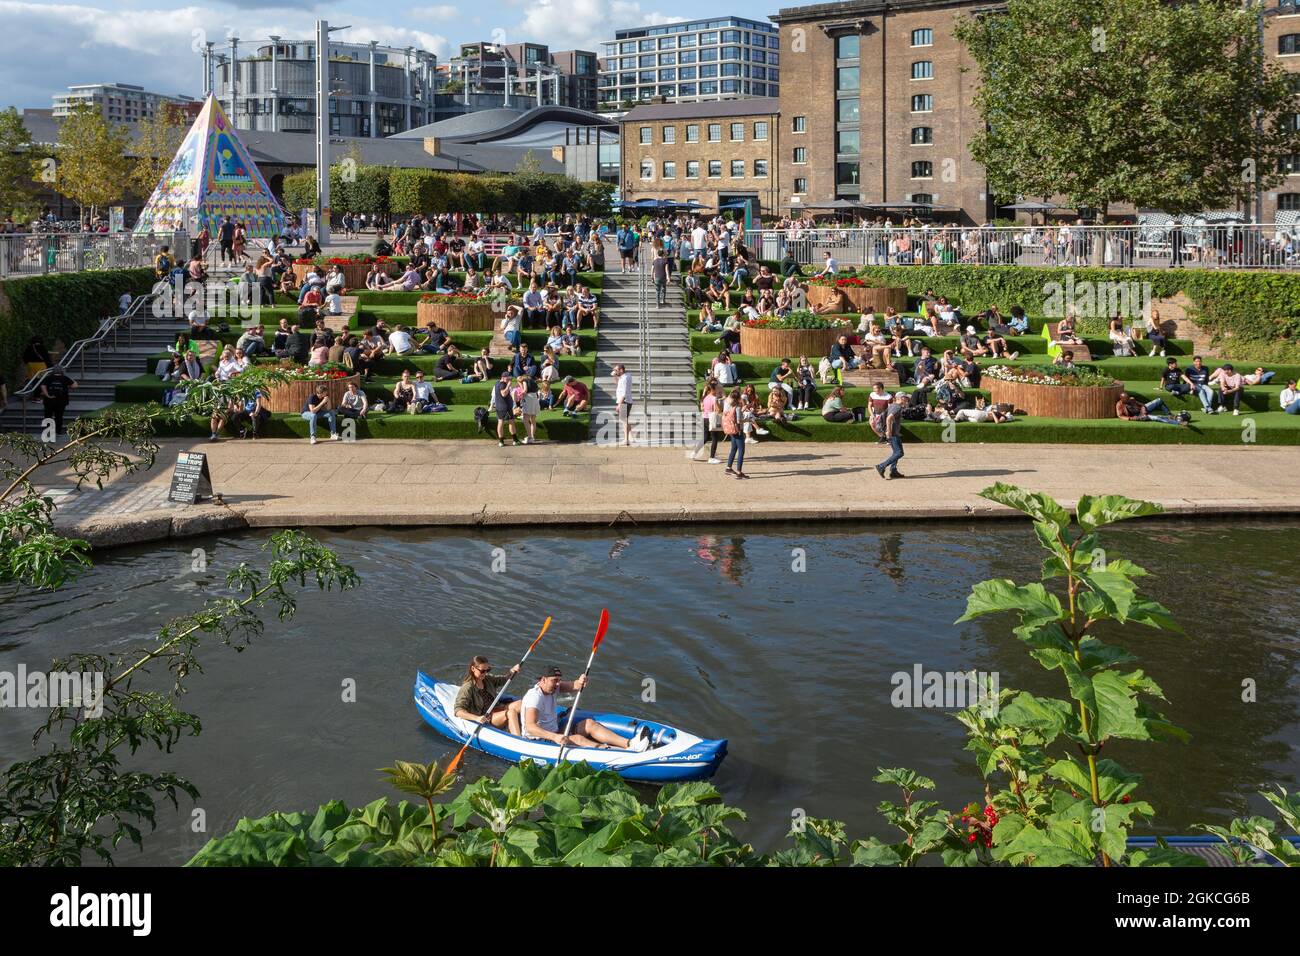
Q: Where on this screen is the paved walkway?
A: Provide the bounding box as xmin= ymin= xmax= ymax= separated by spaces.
xmin=32 ymin=439 xmax=1300 ymax=547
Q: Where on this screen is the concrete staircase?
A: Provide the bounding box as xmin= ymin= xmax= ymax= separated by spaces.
xmin=589 ymin=269 xmax=701 ymax=446
xmin=0 ymin=305 xmax=189 ymax=433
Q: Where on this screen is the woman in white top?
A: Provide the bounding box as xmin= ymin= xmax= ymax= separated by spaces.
xmin=1108 ymin=318 xmax=1137 ymax=357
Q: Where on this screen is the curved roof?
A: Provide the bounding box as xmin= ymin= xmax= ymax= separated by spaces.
xmin=394 ymin=104 xmax=616 ymax=144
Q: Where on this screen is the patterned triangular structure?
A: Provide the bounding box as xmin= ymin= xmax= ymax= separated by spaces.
xmin=134 ymin=95 xmax=286 ymax=238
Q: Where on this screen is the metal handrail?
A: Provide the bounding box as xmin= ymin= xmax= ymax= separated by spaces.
xmin=637 ymin=243 xmax=650 ymax=404
xmin=11 ymin=292 xmax=159 ymax=431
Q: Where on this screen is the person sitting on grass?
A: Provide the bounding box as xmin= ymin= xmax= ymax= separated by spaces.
xmin=510 ymin=342 xmax=539 ymax=379
xmin=950 ymin=397 xmax=1015 ymax=423
xmin=411 ymin=371 xmax=448 ymax=413
xmin=558 ymin=376 xmax=590 ymax=416
xmin=1053 ymin=309 xmax=1082 ymax=345
xmin=764 ymin=379 xmax=793 ymax=425
xmin=705 ymin=273 xmax=732 ymax=311
xmin=417 ymin=322 xmax=452 ymax=355
xmin=432 ymin=351 xmax=460 ymax=382
xmin=712 ymin=351 xmax=741 ymax=387
xmin=911 ymin=346 xmax=941 ymax=387
xmin=1243 ymin=366 xmax=1276 ymax=386
xmin=1008 ymin=305 xmax=1030 ymax=335
xmin=1182 ymin=355 xmax=1216 ymax=414
xmin=302 ymin=384 xmax=340 ymax=443
xmin=338 ymin=381 xmax=368 ymax=420
xmin=501 ymin=304 xmax=523 ymax=351
xmin=576 ymin=287 xmax=598 ymax=329
xmin=560 ymin=328 xmax=582 ymax=356
xmin=768 ymin=358 xmax=796 ymax=405
xmin=1052 ymin=348 xmax=1077 ymax=371
xmin=1209 ymin=363 xmax=1245 ymax=415
xmin=464 ymin=348 xmax=494 ymax=383
xmin=830 ymin=334 xmax=865 ymax=376
xmin=367 ymin=264 xmax=399 ymax=291
xmin=1109 ymin=317 xmax=1138 ymax=357
xmin=1160 ymin=357 xmax=1191 ymax=399
xmin=959 ymin=325 xmax=990 ymax=359
xmin=822 ymin=386 xmax=860 ymax=423
xmin=740 ymin=385 xmax=769 ymax=443
xmin=1115 ymin=391 xmax=1187 ymax=426
xmin=546 ymin=325 xmax=565 ymax=356
xmin=1144 ymin=307 xmax=1168 ymax=357
xmin=1280 ymin=379 xmax=1300 ymax=415
xmin=793 ymin=356 xmax=817 ymax=410
xmin=228 ymin=388 xmax=272 ymax=439
xmin=386 ymin=325 xmax=415 ymax=356
xmin=387 ymin=370 xmax=413 ymax=413
xmin=537 ymin=378 xmax=555 ymax=411
xmin=984 ymin=323 xmax=1018 ymax=359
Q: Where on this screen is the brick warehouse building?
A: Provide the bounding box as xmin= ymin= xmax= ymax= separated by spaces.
xmin=619 ymin=98 xmax=782 ymax=214
xmin=773 ymin=0 xmax=1300 ymax=225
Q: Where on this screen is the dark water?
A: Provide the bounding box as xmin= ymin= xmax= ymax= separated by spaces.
xmin=1 ymin=521 xmax=1297 ymax=865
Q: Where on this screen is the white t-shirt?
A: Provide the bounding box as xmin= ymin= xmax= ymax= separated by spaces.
xmin=615 ymin=372 xmax=632 ymax=403
xmin=691 ymin=227 xmax=707 ymax=250
xmin=521 ymin=685 xmax=558 ymax=738
xmin=388 ymin=330 xmax=413 ymax=353
xmin=325 ymin=292 xmax=343 ymax=315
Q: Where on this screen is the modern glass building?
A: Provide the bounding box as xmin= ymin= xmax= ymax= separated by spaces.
xmin=598 ymin=16 xmax=780 ymax=111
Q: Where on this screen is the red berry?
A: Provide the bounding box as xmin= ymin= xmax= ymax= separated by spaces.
xmin=1121 ymin=795 xmax=1131 ymax=804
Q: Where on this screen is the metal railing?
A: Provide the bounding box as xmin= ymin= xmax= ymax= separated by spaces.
xmin=637 ymin=243 xmax=651 ymax=403
xmin=0 ymin=231 xmax=188 ymax=278
xmin=10 ymin=292 xmax=160 ymax=432
xmin=745 ymin=223 xmax=1300 ymax=271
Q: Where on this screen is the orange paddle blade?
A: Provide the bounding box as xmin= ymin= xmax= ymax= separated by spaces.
xmin=528 ymin=616 xmax=552 ymax=654
xmin=592 ymin=608 xmax=609 ymax=651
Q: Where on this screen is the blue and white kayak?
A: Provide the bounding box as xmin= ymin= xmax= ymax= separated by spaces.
xmin=414 ymin=671 xmax=728 ymax=783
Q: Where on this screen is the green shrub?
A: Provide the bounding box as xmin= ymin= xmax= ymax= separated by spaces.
xmin=0 ymin=268 xmax=154 ymax=383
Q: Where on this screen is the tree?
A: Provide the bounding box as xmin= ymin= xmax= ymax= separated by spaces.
xmin=281 ymin=170 xmax=316 ymax=214
xmin=128 ymin=103 xmax=190 ymax=201
xmin=953 ymin=0 xmax=1300 ymax=219
xmin=40 ymin=104 xmax=132 ymax=222
xmin=576 ymin=181 xmax=616 ymax=220
xmin=0 ymin=107 xmax=38 ymax=220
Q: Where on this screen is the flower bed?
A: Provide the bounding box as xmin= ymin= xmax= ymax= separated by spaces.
xmin=984 ymin=364 xmax=1124 ymax=419
xmin=417 ymin=293 xmax=495 ymax=331
xmin=739 ymin=311 xmax=851 ymax=358
xmin=292 ymin=256 xmax=398 ymax=289
xmin=256 ymin=362 xmax=359 ymax=413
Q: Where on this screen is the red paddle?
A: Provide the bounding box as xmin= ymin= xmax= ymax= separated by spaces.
xmin=445 ymin=616 xmax=551 ymax=776
xmin=557 ymin=608 xmax=610 ymax=764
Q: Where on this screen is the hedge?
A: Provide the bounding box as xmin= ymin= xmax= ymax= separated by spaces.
xmin=851 ymin=264 xmax=1300 ymax=364
xmin=0 ymin=268 xmax=155 ymax=384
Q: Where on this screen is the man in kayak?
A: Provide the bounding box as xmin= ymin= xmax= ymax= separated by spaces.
xmin=522 ymin=666 xmax=651 ymax=751
xmin=453 ymin=656 xmax=522 ymax=732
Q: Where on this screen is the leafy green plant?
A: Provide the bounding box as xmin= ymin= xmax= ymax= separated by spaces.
xmin=743 ymin=310 xmax=851 ymax=331
xmin=1198 ymin=786 xmax=1300 ymax=866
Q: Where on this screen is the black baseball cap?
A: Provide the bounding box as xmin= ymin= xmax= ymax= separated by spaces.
xmin=540 ymin=665 xmax=563 ymax=678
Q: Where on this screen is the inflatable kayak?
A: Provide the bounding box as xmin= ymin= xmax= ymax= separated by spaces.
xmin=414 ymin=671 xmax=727 ymax=783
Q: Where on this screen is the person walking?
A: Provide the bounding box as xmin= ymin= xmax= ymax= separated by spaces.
xmin=652 ymin=247 xmax=669 ymax=307
xmin=875 ymin=391 xmax=907 ymax=480
xmin=613 ymin=364 xmax=634 ymax=446
xmin=722 ymin=387 xmax=747 ymax=478
xmin=39 ymin=365 xmax=77 ymax=436
xmin=687 ymin=380 xmax=724 ymax=463
xmin=218 ymin=215 xmax=236 ymax=264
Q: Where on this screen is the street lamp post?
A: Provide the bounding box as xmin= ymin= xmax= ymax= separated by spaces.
xmin=315 ymin=19 xmax=350 ymax=248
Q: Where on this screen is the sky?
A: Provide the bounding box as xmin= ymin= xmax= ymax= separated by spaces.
xmin=0 ymin=0 xmax=710 ymax=110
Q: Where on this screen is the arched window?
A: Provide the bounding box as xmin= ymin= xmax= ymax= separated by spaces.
xmin=911 ymin=126 xmax=933 ymax=145
xmin=911 ymin=61 xmax=933 ymax=80
xmin=911 ymin=161 xmax=933 ymax=178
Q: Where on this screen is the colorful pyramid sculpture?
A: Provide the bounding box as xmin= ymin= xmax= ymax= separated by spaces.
xmin=134 ymin=95 xmax=286 ymax=238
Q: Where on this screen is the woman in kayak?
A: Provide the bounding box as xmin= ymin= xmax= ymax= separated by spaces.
xmin=523 ymin=666 xmax=651 ymax=751
xmin=453 ymin=656 xmax=522 ymax=732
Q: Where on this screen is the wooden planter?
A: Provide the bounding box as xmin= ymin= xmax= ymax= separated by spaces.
xmin=840 ymin=285 xmax=908 ymax=314
xmin=988 ymin=379 xmax=1124 ymax=419
xmin=805 ymin=285 xmax=846 ymax=312
xmin=292 ymin=261 xmax=395 ymax=289
xmin=416 ymin=299 xmax=495 ymax=331
xmin=739 ymin=325 xmax=845 ymax=359
xmin=264 ymin=372 xmax=360 ymax=414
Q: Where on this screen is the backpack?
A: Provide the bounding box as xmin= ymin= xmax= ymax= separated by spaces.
xmin=473 ymin=406 xmax=490 ymax=433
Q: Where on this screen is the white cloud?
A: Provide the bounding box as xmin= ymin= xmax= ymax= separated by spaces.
xmin=509 ymin=0 xmax=684 ymax=53
xmin=0 ymin=2 xmax=448 ymax=109
xmin=410 ymin=4 xmax=459 ymax=19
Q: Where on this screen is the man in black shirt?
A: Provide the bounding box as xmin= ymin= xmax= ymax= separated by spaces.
xmin=218 ymin=216 xmax=236 ymax=263
xmin=1160 ymin=357 xmax=1190 ymax=398
xmin=39 ymin=365 xmax=77 ymax=436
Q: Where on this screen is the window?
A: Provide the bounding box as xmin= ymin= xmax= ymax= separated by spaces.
xmin=659 ymin=53 xmax=676 ymax=65
xmin=911 ymin=160 xmax=933 ymax=178
xmin=700 ymin=48 xmax=718 ymax=61
xmin=700 ymin=81 xmax=718 ymax=94
xmin=837 ymin=130 xmax=860 ymax=155
xmin=722 ymin=80 xmax=741 ymax=94
xmin=640 ymin=159 xmax=653 ymax=179
xmin=912 ymin=93 xmax=933 ymax=112
xmin=794 ymin=177 xmax=807 ymax=193
xmin=686 ymin=160 xmax=700 ymax=178
xmin=1288 ymin=113 xmax=1300 ymax=132
xmin=679 ymin=66 xmax=697 ymax=79
xmin=836 ymin=35 xmax=859 ymax=59
xmin=663 ymin=161 xmax=676 ymax=179
xmin=1290 ymin=73 xmax=1300 ymax=93
xmin=700 ymin=64 xmax=718 ymax=78
xmin=792 ymin=115 xmax=807 ymax=133
xmin=679 ymin=50 xmax=697 ymax=64
xmin=911 ymin=28 xmax=933 ymax=46
xmin=679 ymin=34 xmax=696 ymax=47
xmin=722 ymin=46 xmax=741 ymax=60
xmin=793 ymin=146 xmax=808 ymax=164
xmin=708 ymin=122 xmax=721 ymax=142
xmin=1280 ymin=193 xmax=1300 ymax=209
xmin=754 ymin=120 xmax=769 ymax=140
xmin=639 ymin=39 xmax=655 ymax=51
xmin=663 ymin=126 xmax=675 ymax=144
xmin=1281 ymin=154 xmax=1300 ymax=174
xmin=837 ymin=66 xmax=859 ymax=91
xmin=836 ymin=162 xmax=860 ymax=185
xmin=1283 ymin=35 xmax=1300 ymax=54
xmin=722 ymin=29 xmax=741 ymax=43
xmin=700 ymin=31 xmax=718 ymax=44
xmin=659 ymin=36 xmax=676 ymax=49
xmin=639 ymin=126 xmax=651 ymax=145
xmin=708 ymin=160 xmax=722 ymax=177
xmin=639 ymin=54 xmax=656 ymax=68
xmin=754 ymin=159 xmax=769 ymax=177
xmin=659 ymin=69 xmax=676 ymax=81
xmin=730 ymin=160 xmax=745 ymax=177
xmin=837 ymin=99 xmax=860 ymax=123
xmin=686 ymin=123 xmax=700 ymax=143
xmin=679 ymin=83 xmax=697 ymax=96
xmin=730 ymin=122 xmax=744 ymax=141
xmin=911 ymin=127 xmax=933 ymax=144
xmin=911 ymin=60 xmax=933 ymax=80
